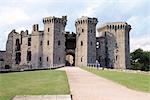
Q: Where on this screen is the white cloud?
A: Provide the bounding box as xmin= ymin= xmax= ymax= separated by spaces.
xmin=0 ymin=0 xmax=149 ymax=52
xmin=127 ymin=16 xmax=150 ymax=35
xmin=130 ymin=34 xmax=150 ymax=52
xmin=0 ymin=7 xmax=30 ymax=27
xmin=79 ymin=4 xmax=99 ymax=17
xmin=127 ymin=15 xmax=150 ymax=52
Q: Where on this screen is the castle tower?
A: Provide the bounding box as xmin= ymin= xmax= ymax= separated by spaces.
xmin=97 ymin=22 xmax=131 ymax=69
xmin=30 ymin=24 xmax=43 ymax=68
xmin=6 ymin=29 xmax=21 ymax=68
xmin=42 ymin=16 xmax=67 ymax=67
xmin=75 ymin=16 xmax=98 ymax=66
xmin=20 ymin=30 xmax=29 ymax=67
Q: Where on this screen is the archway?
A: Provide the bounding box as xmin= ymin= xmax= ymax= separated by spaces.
xmin=66 ymin=50 xmax=75 ymax=66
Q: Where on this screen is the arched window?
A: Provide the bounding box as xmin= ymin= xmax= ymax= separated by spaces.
xmin=116 ymin=55 xmax=118 ymax=61
xmin=40 ymin=41 xmax=42 ymax=45
xmin=59 ymin=57 xmax=60 ymax=61
xmin=81 ymin=41 xmax=83 ymax=46
xmin=91 ymin=29 xmax=92 ymax=33
xmin=90 ymin=41 xmax=92 ymax=45
xmin=48 ymin=28 xmax=50 ymax=32
xmin=16 ymin=39 xmax=20 ymax=51
xmin=16 ymin=39 xmax=19 ymax=46
xmin=39 ymin=57 xmax=41 ymax=61
xmin=15 ymin=52 xmax=21 ymax=64
xmin=104 ymin=32 xmax=107 ymax=37
xmin=47 ymin=57 xmax=49 ymax=62
xmin=27 ymin=51 xmax=31 ymax=62
xmin=58 ymin=40 xmax=60 ymax=46
xmin=28 ymin=38 xmax=31 ymax=46
xmin=82 ymin=29 xmax=84 ymax=32
xmin=47 ymin=40 xmax=49 ymax=45
xmin=81 ymin=57 xmax=83 ymax=62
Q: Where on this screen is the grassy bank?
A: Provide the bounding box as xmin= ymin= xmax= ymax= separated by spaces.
xmin=0 ymin=70 xmax=70 ymax=100
xmin=81 ymin=67 xmax=150 ymax=93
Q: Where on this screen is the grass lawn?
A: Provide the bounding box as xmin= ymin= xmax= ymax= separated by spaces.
xmin=0 ymin=70 xmax=70 ymax=100
xmin=81 ymin=67 xmax=150 ymax=93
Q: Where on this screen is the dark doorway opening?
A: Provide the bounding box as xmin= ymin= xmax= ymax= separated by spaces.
xmin=66 ymin=52 xmax=75 ymax=66
xmin=15 ymin=52 xmax=21 ymax=64
xmin=65 ymin=32 xmax=76 ymax=66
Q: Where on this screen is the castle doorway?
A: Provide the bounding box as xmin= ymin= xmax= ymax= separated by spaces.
xmin=65 ymin=50 xmax=75 ymax=66
xmin=65 ymin=32 xmax=76 ymax=66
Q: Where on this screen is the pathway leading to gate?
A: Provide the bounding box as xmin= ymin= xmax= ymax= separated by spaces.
xmin=59 ymin=67 xmax=150 ymax=100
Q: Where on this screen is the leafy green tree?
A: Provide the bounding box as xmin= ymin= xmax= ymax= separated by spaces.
xmin=130 ymin=48 xmax=150 ymax=71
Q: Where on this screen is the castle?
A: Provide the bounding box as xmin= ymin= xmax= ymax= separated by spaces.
xmin=0 ymin=16 xmax=131 ymax=70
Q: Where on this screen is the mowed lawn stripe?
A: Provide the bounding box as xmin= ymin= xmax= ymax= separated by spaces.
xmin=0 ymin=70 xmax=70 ymax=100
xmin=81 ymin=67 xmax=150 ymax=92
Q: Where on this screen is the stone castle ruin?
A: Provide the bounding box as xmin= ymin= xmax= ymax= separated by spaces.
xmin=0 ymin=16 xmax=131 ymax=70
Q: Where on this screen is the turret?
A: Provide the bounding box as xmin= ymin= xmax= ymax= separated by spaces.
xmin=42 ymin=16 xmax=67 ymax=67
xmin=32 ymin=24 xmax=39 ymax=32
xmin=75 ymin=16 xmax=98 ymax=66
xmin=97 ymin=22 xmax=131 ymax=69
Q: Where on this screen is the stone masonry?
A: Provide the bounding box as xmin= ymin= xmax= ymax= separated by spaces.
xmin=97 ymin=22 xmax=131 ymax=69
xmin=75 ymin=16 xmax=98 ymax=66
xmin=0 ymin=16 xmax=131 ymax=70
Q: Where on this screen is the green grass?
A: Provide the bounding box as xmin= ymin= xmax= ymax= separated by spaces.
xmin=0 ymin=70 xmax=70 ymax=100
xmin=81 ymin=67 xmax=150 ymax=93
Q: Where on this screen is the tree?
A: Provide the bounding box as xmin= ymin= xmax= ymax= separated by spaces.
xmin=130 ymin=48 xmax=150 ymax=71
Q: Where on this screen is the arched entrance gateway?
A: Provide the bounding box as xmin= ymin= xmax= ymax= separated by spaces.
xmin=66 ymin=50 xmax=75 ymax=66
xmin=65 ymin=32 xmax=76 ymax=66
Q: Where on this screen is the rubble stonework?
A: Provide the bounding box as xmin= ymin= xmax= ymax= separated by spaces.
xmin=0 ymin=16 xmax=131 ymax=70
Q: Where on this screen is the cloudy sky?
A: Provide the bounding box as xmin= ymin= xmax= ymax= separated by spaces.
xmin=0 ymin=0 xmax=149 ymax=52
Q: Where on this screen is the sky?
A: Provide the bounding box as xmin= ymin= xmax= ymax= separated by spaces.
xmin=0 ymin=0 xmax=149 ymax=52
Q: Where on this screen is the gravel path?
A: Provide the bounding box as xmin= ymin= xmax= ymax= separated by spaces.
xmin=59 ymin=67 xmax=150 ymax=100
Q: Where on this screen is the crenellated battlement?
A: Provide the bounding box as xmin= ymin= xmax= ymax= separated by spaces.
xmin=1 ymin=15 xmax=131 ymax=70
xmin=43 ymin=16 xmax=67 ymax=26
xmin=75 ymin=16 xmax=98 ymax=26
xmin=98 ymin=22 xmax=131 ymax=31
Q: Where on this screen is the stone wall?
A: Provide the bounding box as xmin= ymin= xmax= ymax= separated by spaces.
xmin=97 ymin=22 xmax=131 ymax=69
xmin=5 ymin=29 xmax=21 ymax=68
xmin=20 ymin=30 xmax=29 ymax=67
xmin=96 ymin=37 xmax=105 ymax=67
xmin=31 ymin=24 xmax=43 ymax=68
xmin=1 ymin=16 xmax=131 ymax=70
xmin=0 ymin=51 xmax=6 ymax=68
